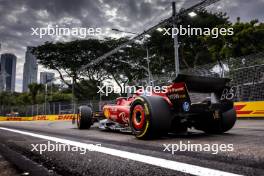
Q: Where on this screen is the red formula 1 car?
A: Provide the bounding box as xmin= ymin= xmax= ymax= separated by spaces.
xmin=76 ymin=74 xmax=237 ymax=139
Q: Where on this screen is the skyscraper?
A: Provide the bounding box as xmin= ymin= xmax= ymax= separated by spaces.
xmin=23 ymin=47 xmax=38 ymax=92
xmin=0 ymin=53 xmax=17 ymax=92
xmin=0 ymin=59 xmax=2 ymax=92
xmin=0 ymin=43 xmax=3 ymax=92
xmin=40 ymin=72 xmax=55 ymax=85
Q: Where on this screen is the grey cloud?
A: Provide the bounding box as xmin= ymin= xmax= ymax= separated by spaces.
xmin=0 ymin=0 xmax=263 ymax=92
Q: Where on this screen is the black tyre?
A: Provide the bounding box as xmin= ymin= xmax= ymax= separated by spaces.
xmin=129 ymin=96 xmax=172 ymax=139
xmin=77 ymin=106 xmax=93 ymax=129
xmin=202 ymin=108 xmax=237 ymax=134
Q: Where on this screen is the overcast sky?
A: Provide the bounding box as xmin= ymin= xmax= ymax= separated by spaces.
xmin=0 ymin=0 xmax=263 ymax=92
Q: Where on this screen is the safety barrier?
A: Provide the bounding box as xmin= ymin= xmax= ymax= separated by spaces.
xmin=234 ymin=101 xmax=264 ymax=118
xmin=0 ymin=117 xmax=33 ymax=121
xmin=0 ymin=114 xmax=76 ymax=121
xmin=0 ymin=102 xmax=263 ymax=121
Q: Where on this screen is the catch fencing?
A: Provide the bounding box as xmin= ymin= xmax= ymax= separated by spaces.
xmin=0 ymin=52 xmax=263 ymax=117
xmin=150 ymin=52 xmax=264 ymax=102
xmin=183 ymin=52 xmax=264 ymax=101
xmin=0 ymin=100 xmax=114 ymax=117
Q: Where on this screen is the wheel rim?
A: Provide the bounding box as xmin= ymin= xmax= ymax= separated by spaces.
xmin=132 ymin=105 xmax=145 ymax=130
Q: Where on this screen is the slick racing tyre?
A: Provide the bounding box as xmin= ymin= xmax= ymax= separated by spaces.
xmin=202 ymin=108 xmax=237 ymax=134
xmin=130 ymin=96 xmax=172 ymax=139
xmin=77 ymin=106 xmax=93 ymax=129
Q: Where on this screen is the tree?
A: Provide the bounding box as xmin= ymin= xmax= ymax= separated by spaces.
xmin=32 ymin=39 xmax=115 ymax=99
xmin=102 ymin=38 xmax=149 ymax=89
xmin=0 ymin=92 xmax=16 ymax=106
xmin=32 ymin=10 xmax=264 ymax=101
xmin=28 ymin=83 xmax=44 ymax=104
xmin=148 ymin=10 xmax=231 ymax=72
xmin=202 ymin=20 xmax=264 ymax=59
xmin=49 ymin=92 xmax=72 ymax=102
xmin=16 ymin=93 xmax=31 ymax=105
xmin=32 ymin=39 xmax=111 ymax=86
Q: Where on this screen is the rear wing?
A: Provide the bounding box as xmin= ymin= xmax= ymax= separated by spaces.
xmin=174 ymin=74 xmax=230 ymax=93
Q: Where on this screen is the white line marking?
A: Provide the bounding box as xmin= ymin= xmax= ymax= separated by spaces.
xmin=0 ymin=127 xmax=242 ymax=176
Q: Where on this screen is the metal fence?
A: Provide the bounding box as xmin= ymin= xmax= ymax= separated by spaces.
xmin=150 ymin=52 xmax=264 ymax=102
xmin=182 ymin=52 xmax=264 ymax=101
xmin=0 ymin=52 xmax=263 ymax=116
xmin=0 ymin=100 xmax=115 ymax=117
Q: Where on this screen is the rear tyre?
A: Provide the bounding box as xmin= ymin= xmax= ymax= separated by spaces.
xmin=203 ymin=108 xmax=237 ymax=134
xmin=77 ymin=106 xmax=93 ymax=129
xmin=130 ymin=96 xmax=172 ymax=139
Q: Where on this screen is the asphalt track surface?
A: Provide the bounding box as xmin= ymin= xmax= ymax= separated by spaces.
xmin=0 ymin=120 xmax=263 ymax=176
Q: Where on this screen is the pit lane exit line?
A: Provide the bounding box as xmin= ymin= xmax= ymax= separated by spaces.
xmin=0 ymin=127 xmax=242 ymax=176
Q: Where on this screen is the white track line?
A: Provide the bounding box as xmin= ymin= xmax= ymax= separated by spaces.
xmin=0 ymin=127 xmax=242 ymax=176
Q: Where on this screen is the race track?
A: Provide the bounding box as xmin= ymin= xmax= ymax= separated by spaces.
xmin=0 ymin=120 xmax=263 ymax=176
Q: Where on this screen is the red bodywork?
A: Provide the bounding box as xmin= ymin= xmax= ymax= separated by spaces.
xmin=102 ymin=82 xmax=188 ymax=125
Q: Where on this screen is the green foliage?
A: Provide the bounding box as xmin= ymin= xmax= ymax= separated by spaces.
xmin=31 ymin=10 xmax=264 ymax=101
xmin=148 ymin=10 xmax=231 ymax=70
xmin=16 ymin=93 xmax=31 ymax=105
xmin=28 ymin=83 xmax=44 ymax=104
xmin=202 ymin=20 xmax=264 ymax=60
xmin=49 ymin=92 xmax=72 ymax=102
xmin=0 ymin=92 xmax=16 ymax=106
xmin=32 ymin=39 xmax=111 ymax=84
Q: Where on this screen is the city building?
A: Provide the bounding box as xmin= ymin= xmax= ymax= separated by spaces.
xmin=22 ymin=47 xmax=38 ymax=92
xmin=0 ymin=60 xmax=2 ymax=92
xmin=0 ymin=43 xmax=2 ymax=91
xmin=0 ymin=53 xmax=17 ymax=92
xmin=40 ymin=72 xmax=55 ymax=85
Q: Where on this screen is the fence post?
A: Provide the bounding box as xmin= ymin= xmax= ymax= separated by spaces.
xmin=59 ymin=103 xmax=61 ymax=114
xmin=36 ymin=104 xmax=38 ymax=116
xmin=53 ymin=103 xmax=55 ymax=115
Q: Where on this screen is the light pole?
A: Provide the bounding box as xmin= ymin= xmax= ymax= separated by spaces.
xmin=117 ymin=59 xmax=154 ymax=86
xmin=71 ymin=77 xmax=75 ymax=115
xmin=113 ymin=29 xmax=153 ymax=85
xmin=44 ymin=83 xmax=47 ymax=115
xmin=99 ymin=81 xmax=102 ymax=110
xmin=172 ymin=2 xmax=180 ymax=77
xmin=156 ymin=4 xmax=197 ymax=77
xmin=146 ymin=48 xmax=151 ymax=85
xmin=0 ymin=43 xmax=2 ymax=93
xmin=79 ymin=0 xmax=220 ymax=75
xmin=144 ymin=48 xmax=156 ymax=86
xmin=0 ymin=43 xmax=2 ymax=92
xmin=44 ymin=77 xmax=55 ymax=115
